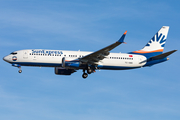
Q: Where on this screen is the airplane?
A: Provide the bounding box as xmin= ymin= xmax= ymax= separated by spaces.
xmin=3 ymin=26 xmax=177 ymax=79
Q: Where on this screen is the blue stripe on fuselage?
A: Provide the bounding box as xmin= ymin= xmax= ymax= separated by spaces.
xmin=144 ymin=58 xmax=168 ymax=67
xmin=9 ymin=62 xmax=140 ymax=70
xmin=97 ymin=65 xmax=140 ymax=70
xmin=10 ymin=62 xmax=62 ymax=67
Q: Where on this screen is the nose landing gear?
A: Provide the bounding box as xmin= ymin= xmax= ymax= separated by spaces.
xmin=18 ymin=67 xmax=22 ymax=73
xmin=12 ymin=64 xmax=22 ymax=73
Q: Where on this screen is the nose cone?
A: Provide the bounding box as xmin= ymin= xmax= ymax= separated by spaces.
xmin=3 ymin=56 xmax=10 ymax=62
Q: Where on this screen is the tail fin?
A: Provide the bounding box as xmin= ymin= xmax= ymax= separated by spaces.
xmin=133 ymin=26 xmax=169 ymax=54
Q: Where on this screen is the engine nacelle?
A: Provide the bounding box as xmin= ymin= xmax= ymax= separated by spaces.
xmin=55 ymin=67 xmax=76 ymax=75
xmin=62 ymin=57 xmax=80 ymax=69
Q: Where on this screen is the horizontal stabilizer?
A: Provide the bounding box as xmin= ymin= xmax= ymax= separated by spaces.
xmin=140 ymin=50 xmax=177 ymax=64
xmin=149 ymin=50 xmax=177 ymax=60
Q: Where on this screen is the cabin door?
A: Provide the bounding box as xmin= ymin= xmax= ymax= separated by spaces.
xmin=23 ymin=51 xmax=28 ymax=59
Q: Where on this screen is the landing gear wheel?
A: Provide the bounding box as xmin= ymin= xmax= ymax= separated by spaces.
xmin=18 ymin=70 xmax=22 ymax=73
xmin=82 ymin=73 xmax=88 ymax=79
xmin=87 ymin=69 xmax=92 ymax=74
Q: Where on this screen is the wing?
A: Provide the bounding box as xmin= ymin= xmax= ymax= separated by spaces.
xmin=80 ymin=31 xmax=127 ymax=65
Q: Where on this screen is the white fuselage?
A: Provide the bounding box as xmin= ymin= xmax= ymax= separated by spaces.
xmin=3 ymin=49 xmax=147 ymax=70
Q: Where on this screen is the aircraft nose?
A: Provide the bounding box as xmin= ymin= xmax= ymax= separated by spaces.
xmin=3 ymin=56 xmax=9 ymax=62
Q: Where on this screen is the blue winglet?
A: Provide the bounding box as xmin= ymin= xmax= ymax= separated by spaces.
xmin=118 ymin=31 xmax=127 ymax=43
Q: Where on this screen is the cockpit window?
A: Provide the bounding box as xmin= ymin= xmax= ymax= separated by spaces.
xmin=10 ymin=52 xmax=17 ymax=55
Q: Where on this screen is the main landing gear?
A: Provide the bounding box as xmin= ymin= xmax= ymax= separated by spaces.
xmin=82 ymin=67 xmax=95 ymax=79
xmin=82 ymin=73 xmax=88 ymax=79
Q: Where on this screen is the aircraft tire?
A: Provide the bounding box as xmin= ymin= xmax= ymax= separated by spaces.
xmin=87 ymin=69 xmax=92 ymax=74
xmin=18 ymin=70 xmax=22 ymax=73
xmin=82 ymin=73 xmax=88 ymax=79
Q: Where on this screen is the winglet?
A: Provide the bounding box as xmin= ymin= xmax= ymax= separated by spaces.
xmin=118 ymin=31 xmax=127 ymax=43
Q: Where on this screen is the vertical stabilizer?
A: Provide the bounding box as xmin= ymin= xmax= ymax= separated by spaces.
xmin=133 ymin=26 xmax=169 ymax=54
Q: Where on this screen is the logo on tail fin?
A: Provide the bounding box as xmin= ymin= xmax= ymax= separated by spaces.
xmin=133 ymin=26 xmax=169 ymax=53
xmin=145 ymin=32 xmax=166 ymax=48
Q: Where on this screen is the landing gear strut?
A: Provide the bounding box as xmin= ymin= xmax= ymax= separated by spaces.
xmin=18 ymin=67 xmax=22 ymax=73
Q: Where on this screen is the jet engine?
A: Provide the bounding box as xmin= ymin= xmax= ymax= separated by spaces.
xmin=55 ymin=67 xmax=76 ymax=75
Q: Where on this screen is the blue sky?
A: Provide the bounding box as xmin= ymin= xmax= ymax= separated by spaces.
xmin=0 ymin=0 xmax=180 ymax=120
